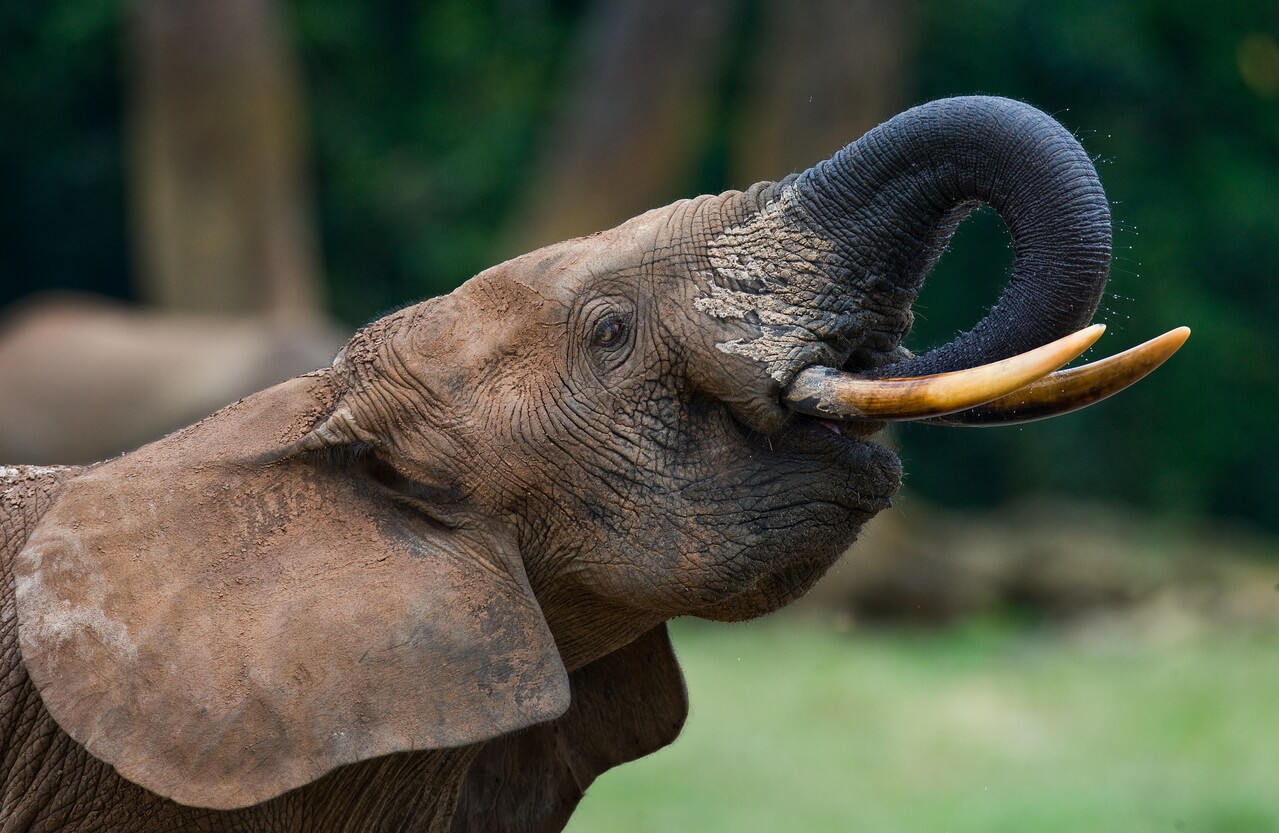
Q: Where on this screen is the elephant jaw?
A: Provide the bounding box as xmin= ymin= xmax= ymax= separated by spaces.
xmin=782 ymin=325 xmax=1190 ymax=427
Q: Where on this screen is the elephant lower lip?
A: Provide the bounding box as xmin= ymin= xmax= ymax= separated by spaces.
xmin=730 ymin=414 xmax=883 ymax=466
xmin=817 ymin=419 xmax=842 ymax=434
xmin=800 ymin=415 xmax=885 ymax=442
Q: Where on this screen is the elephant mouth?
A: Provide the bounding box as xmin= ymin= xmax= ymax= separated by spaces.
xmin=747 ymin=409 xmax=902 ymax=512
xmin=781 ymin=325 xmax=1190 ymax=429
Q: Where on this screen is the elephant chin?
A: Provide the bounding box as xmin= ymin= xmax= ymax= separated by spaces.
xmin=695 ymin=508 xmax=882 ymax=623
xmin=695 ymin=549 xmax=846 ymax=623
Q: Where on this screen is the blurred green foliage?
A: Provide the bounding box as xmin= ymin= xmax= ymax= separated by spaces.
xmin=0 ymin=0 xmax=129 ymax=304
xmin=289 ymin=0 xmax=584 ymax=319
xmin=0 ymin=0 xmax=1275 ymax=530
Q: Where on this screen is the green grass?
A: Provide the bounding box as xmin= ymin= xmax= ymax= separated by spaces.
xmin=565 ymin=616 xmax=1279 ymax=833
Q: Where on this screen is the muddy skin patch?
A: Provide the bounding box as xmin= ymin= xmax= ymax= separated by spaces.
xmin=697 ymin=185 xmax=864 ymax=384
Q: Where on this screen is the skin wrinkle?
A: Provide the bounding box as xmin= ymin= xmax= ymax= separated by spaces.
xmin=379 ymin=347 xmax=440 ymax=417
xmin=565 ymin=363 xmax=678 ymax=476
xmin=529 ymin=388 xmax=649 ymax=545
xmin=521 ymin=353 xmax=700 ymax=611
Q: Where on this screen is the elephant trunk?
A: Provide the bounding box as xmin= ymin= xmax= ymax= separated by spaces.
xmin=692 ymin=96 xmax=1141 ymax=432
xmin=790 ymin=95 xmax=1112 ymax=377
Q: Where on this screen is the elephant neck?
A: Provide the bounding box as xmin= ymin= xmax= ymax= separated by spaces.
xmin=535 ymin=581 xmax=664 ymax=673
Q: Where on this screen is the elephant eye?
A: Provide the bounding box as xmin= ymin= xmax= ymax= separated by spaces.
xmin=592 ymin=315 xmax=627 ymax=348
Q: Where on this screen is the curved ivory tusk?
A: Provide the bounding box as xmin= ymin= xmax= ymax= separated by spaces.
xmin=925 ymin=326 xmax=1191 ymax=426
xmin=783 ymin=324 xmax=1106 ymax=421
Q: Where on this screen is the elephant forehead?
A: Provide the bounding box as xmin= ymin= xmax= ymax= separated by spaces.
xmin=483 ymin=211 xmax=677 ymax=295
xmin=350 ymin=204 xmax=691 ymax=387
xmin=397 ymin=280 xmax=562 ymax=370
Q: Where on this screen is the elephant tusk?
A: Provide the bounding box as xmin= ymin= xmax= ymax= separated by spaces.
xmin=783 ymin=324 xmax=1105 ymax=421
xmin=923 ymin=326 xmax=1191 ymax=426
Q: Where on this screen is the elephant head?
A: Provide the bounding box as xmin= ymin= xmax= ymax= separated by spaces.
xmin=13 ymin=97 xmax=1185 ymax=815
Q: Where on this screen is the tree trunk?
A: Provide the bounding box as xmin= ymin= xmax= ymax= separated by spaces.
xmin=503 ymin=0 xmax=736 ymax=255
xmin=730 ymin=0 xmax=914 ymax=184
xmin=126 ymin=0 xmax=323 ymax=317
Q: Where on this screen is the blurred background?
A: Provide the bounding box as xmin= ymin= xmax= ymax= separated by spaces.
xmin=2 ymin=0 xmax=1276 ymax=829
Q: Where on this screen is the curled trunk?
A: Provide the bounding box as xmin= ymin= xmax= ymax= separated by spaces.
xmin=787 ymin=95 xmax=1112 ymax=376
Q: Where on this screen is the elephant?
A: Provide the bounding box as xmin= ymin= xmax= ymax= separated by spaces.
xmin=0 ymin=294 xmax=347 ymax=464
xmin=0 ymin=97 xmax=1185 ymax=831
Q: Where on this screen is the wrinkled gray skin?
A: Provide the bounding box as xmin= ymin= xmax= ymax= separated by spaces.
xmin=0 ymin=98 xmax=1110 ymax=831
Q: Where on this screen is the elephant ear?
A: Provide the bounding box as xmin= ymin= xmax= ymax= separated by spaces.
xmin=451 ymin=624 xmax=688 ymax=833
xmin=13 ymin=372 xmax=569 ymax=810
